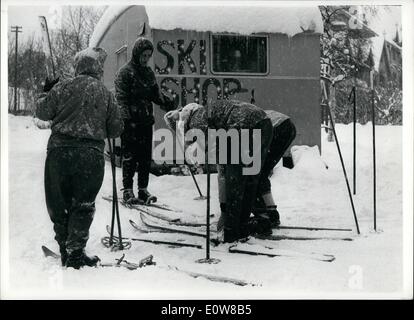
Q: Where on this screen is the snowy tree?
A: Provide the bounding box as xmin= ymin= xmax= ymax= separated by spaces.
xmin=8 ymin=6 xmax=105 ymax=114
xmin=319 ymin=5 xmax=402 ymax=125
xmin=49 ymin=6 xmax=105 ymax=78
xmin=8 ymin=34 xmax=48 ymax=113
xmin=319 ymin=5 xmax=376 ymax=84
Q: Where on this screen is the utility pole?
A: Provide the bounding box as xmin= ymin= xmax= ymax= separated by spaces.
xmin=11 ymin=26 xmax=22 ymax=113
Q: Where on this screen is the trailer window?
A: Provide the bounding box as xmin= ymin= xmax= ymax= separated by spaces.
xmin=116 ymin=45 xmax=127 ymax=71
xmin=211 ymin=35 xmax=268 ymax=74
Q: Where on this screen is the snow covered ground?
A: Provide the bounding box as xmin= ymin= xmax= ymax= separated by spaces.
xmin=2 ymin=114 xmax=411 ymax=299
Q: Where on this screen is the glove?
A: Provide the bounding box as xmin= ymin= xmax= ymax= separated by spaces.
xmin=43 ymin=77 xmax=60 ymax=92
xmin=164 ymin=110 xmax=180 ymax=131
xmin=162 ymin=93 xmax=178 ymax=111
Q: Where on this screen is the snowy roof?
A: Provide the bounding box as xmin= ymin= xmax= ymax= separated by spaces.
xmin=90 ymin=5 xmax=323 ymax=47
xmin=366 ymin=6 xmax=402 ymax=71
xmin=90 ymin=6 xmax=135 ymax=47
xmin=146 ymin=6 xmax=323 ymax=35
xmin=370 ymin=36 xmax=401 ymax=71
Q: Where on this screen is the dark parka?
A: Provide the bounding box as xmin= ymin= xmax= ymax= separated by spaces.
xmin=114 ymin=37 xmax=175 ymax=124
xmin=36 ymin=47 xmax=123 ymax=258
xmin=184 ymin=99 xmax=268 ymax=132
xmin=36 ymin=47 xmax=124 ymax=152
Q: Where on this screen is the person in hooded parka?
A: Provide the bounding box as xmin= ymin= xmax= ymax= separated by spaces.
xmin=36 ymin=47 xmax=124 ymax=269
xmin=114 ymin=37 xmax=177 ymax=205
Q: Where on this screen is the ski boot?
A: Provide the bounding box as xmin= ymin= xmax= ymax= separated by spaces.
xmin=247 ymin=215 xmax=272 ymax=237
xmin=66 ymin=249 xmax=100 ymax=270
xmin=138 ymin=189 xmax=157 ymax=204
xmin=223 ymin=230 xmax=243 ymax=243
xmin=123 ymin=188 xmax=140 ymax=205
xmin=252 ymin=196 xmax=281 ymax=228
xmin=265 ymin=205 xmax=280 ymax=228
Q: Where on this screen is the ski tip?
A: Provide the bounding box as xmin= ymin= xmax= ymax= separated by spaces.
xmin=41 ymin=245 xmax=52 ymax=254
xmin=41 ymin=245 xmax=61 ymax=259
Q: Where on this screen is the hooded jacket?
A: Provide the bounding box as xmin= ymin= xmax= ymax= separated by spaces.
xmin=36 ymin=47 xmax=124 ymax=152
xmin=114 ymin=37 xmax=176 ymax=125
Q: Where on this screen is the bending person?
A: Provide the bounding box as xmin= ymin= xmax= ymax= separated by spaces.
xmin=165 ymin=100 xmax=273 ymax=243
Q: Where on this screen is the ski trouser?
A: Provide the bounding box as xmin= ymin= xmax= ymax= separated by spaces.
xmin=44 ymin=147 xmax=104 ymax=254
xmin=121 ymin=122 xmax=153 ymax=190
xmin=217 ymin=118 xmax=273 ymax=242
xmin=256 ymin=119 xmax=296 ymax=198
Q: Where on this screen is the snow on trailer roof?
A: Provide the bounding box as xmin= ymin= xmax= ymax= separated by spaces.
xmin=90 ymin=5 xmax=323 ymax=47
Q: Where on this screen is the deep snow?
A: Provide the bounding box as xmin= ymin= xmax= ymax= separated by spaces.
xmin=2 ymin=114 xmax=409 ymax=299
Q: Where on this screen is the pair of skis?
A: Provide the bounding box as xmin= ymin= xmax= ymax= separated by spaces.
xmin=102 ymin=195 xmax=184 ymax=214
xmin=102 ymin=195 xmax=352 ymax=234
xmin=118 ymin=217 xmax=336 ymax=263
xmin=102 ymin=194 xmax=356 ymax=262
xmin=137 ymin=212 xmax=353 ymax=242
xmin=111 ymin=221 xmax=335 ymax=263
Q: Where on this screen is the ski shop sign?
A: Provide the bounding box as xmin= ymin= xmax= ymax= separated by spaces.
xmin=153 ymin=36 xmax=249 ymax=106
xmin=90 ymin=6 xmax=324 ymax=150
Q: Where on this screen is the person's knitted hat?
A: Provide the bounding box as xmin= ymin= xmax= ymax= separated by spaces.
xmin=164 ymin=103 xmax=204 ymax=132
xmin=74 ymin=47 xmax=107 ymax=79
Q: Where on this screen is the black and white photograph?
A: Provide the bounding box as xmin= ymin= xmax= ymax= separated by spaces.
xmin=1 ymin=0 xmax=412 ymax=302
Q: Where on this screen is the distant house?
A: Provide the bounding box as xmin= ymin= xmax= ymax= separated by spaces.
xmin=329 ymin=7 xmax=377 ymax=39
xmin=371 ymin=34 xmax=402 ymax=88
xmin=321 ymin=6 xmax=402 ymax=89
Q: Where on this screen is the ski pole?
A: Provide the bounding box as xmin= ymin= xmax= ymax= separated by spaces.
xmin=196 ymin=102 xmax=220 ymax=264
xmin=38 ymin=16 xmax=56 ymax=78
xmin=205 ymin=162 xmax=211 ymax=259
xmin=327 ymin=105 xmax=360 ymax=234
xmin=187 ymin=162 xmax=206 ymax=199
xmin=348 ymin=85 xmax=357 ymax=195
xmin=205 ymin=104 xmax=211 ymax=260
xmin=370 ymin=71 xmax=377 ymax=231
xmin=107 ymin=139 xmax=118 ymax=246
xmin=175 ymin=129 xmax=206 ymax=200
xmin=108 ymin=139 xmax=116 ymax=246
xmin=107 ymin=138 xmax=126 ymax=249
xmin=112 ymin=139 xmax=124 ymax=249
